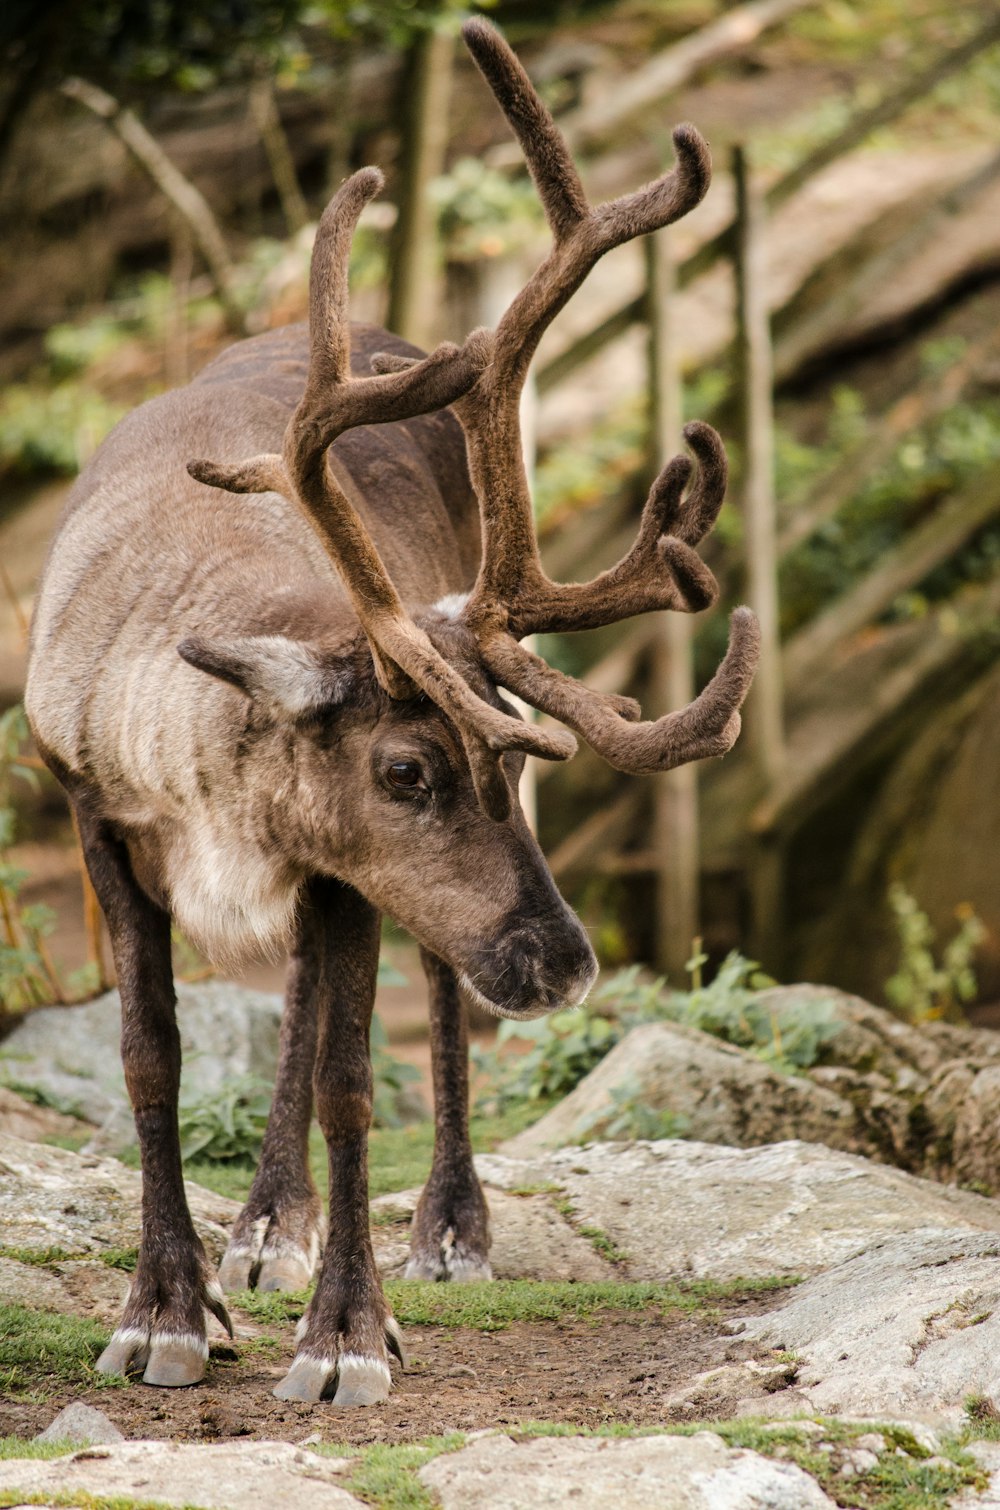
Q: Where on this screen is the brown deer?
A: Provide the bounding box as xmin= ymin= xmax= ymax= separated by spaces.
xmin=25 ymin=19 xmax=759 ymax=1406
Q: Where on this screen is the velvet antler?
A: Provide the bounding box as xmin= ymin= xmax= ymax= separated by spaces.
xmin=188 ymin=168 xmax=575 ymax=821
xmin=376 ymin=19 xmax=760 ymax=779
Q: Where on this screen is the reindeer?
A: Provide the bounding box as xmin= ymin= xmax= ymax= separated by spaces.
xmin=25 ymin=20 xmax=759 ymax=1406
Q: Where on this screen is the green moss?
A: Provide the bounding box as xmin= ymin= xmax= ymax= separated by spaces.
xmin=576 ymin=1224 xmax=629 ymax=1267
xmin=0 ymin=1247 xmax=137 ymax=1272
xmin=0 ymin=1303 xmax=119 ymax=1395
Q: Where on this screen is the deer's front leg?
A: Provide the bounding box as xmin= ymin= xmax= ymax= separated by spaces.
xmin=274 ymin=877 xmax=401 ymax=1406
xmin=75 ymin=808 xmax=231 ymax=1387
xmin=219 ymin=916 xmax=325 ymax=1294
xmin=405 ymin=949 xmax=491 ymax=1281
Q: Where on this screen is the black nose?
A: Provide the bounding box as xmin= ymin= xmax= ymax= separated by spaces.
xmin=462 ymin=907 xmax=597 ymax=1019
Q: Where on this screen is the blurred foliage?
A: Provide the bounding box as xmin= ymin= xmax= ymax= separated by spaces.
xmin=885 ymin=883 xmax=986 ymax=1023
xmin=431 ymin=156 xmax=542 ymax=261
xmin=0 ymin=706 xmax=66 ymax=1013
xmin=178 ymin=1070 xmax=274 ymax=1162
xmin=474 ymin=951 xmax=843 ymax=1116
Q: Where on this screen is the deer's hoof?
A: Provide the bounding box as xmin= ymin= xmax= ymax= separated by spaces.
xmin=143 ymin=1333 xmax=210 ymax=1387
xmin=405 ymin=1232 xmax=492 ymax=1283
xmin=95 ymin=1325 xmax=208 ymax=1387
xmin=219 ymin=1212 xmax=322 ymax=1294
xmin=273 ymin=1320 xmax=401 ymax=1405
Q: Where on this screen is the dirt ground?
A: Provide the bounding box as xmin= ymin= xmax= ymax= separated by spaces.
xmin=0 ymin=1292 xmax=784 ymax=1447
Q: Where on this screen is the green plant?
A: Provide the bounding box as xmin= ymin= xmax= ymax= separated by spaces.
xmin=370 ymin=1011 xmax=423 ymax=1129
xmin=177 ymin=1070 xmax=273 ymax=1163
xmin=885 ymin=883 xmax=986 ymax=1022
xmin=573 ymin=1076 xmax=687 ymax=1144
xmin=473 ymin=1007 xmax=622 ymax=1114
xmin=0 ymin=706 xmax=64 ymax=1013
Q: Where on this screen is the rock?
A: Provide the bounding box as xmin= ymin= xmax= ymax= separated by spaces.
xmin=418 ymin=1431 xmax=838 ymax=1508
xmin=499 ymin=986 xmax=1000 ymax=1189
xmin=734 ymin=1227 xmax=1000 ymax=1423
xmin=0 ymin=1441 xmax=363 ymax=1510
xmin=953 ymin=1065 xmax=1000 ymax=1191
xmin=0 ymin=1254 xmax=129 ymax=1324
xmin=500 ymin=1021 xmax=863 ymax=1160
xmin=0 ymin=1131 xmax=239 ymax=1262
xmin=474 ymin=1139 xmax=1000 ymax=1281
xmin=35 ymin=1402 xmax=124 ymax=1446
xmin=0 ymin=1087 xmax=89 ymax=1144
xmin=955 ymin=1441 xmax=1000 ymax=1509
xmin=0 ymin=981 xmax=282 ymax=1140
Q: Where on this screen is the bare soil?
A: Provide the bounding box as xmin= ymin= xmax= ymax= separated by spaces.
xmin=0 ymin=1293 xmax=782 ymax=1447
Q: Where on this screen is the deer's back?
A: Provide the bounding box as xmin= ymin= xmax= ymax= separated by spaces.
xmin=26 ymin=322 xmax=480 ymax=793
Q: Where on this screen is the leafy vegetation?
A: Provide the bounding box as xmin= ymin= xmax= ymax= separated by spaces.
xmin=474 ymin=952 xmax=843 ymax=1118
xmin=0 ymin=706 xmax=84 ymax=1014
xmin=886 ymin=884 xmax=987 ymax=1023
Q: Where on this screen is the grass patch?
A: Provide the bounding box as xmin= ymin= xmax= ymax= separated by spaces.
xmin=231 ymin=1275 xmax=795 ymax=1334
xmin=0 ymin=1247 xmax=137 ymax=1272
xmin=311 ymin=1434 xmax=466 ymax=1510
xmin=0 ymin=1437 xmax=79 ymax=1459
xmin=0 ymin=1303 xmax=117 ymax=1396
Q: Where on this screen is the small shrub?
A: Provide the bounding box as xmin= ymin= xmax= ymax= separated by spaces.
xmin=885 ymin=883 xmax=986 ymax=1022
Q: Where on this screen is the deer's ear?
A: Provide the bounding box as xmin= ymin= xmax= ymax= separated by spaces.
xmin=178 ymin=635 xmax=354 ymax=716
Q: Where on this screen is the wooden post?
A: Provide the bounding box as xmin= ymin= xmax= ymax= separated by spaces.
xmin=645 ymin=230 xmax=699 ymax=982
xmin=387 ymin=24 xmax=455 ymax=346
xmin=732 ymin=143 xmax=786 ymax=971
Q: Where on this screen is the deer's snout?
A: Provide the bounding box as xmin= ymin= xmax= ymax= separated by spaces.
xmin=460 ymin=908 xmax=597 ymax=1020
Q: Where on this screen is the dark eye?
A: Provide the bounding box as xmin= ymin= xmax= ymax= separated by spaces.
xmin=386 ymin=760 xmax=423 ymax=790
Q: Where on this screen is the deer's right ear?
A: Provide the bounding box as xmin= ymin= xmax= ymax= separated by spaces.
xmin=177 ymin=635 xmax=354 ymax=716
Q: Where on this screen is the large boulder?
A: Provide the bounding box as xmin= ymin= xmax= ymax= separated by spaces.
xmin=471 ymin=1138 xmax=1000 ymax=1282
xmin=735 ymin=1227 xmax=1000 ymax=1423
xmin=0 ymin=980 xmax=282 ymax=1149
xmin=500 ymin=984 xmax=1000 ymax=1190
xmin=419 ymin=1431 xmax=838 ymax=1509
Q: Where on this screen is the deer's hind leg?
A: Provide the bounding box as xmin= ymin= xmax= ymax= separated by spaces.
xmin=405 ymin=949 xmax=491 ymax=1281
xmin=74 ymin=805 xmax=232 ymax=1387
xmin=218 ymin=915 xmax=325 ymax=1294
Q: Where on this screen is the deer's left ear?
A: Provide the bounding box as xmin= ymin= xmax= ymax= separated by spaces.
xmin=177 ymin=634 xmax=355 ymax=716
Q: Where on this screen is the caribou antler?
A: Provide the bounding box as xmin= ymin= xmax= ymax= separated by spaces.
xmin=376 ymin=18 xmax=760 ymax=780
xmin=188 ymin=167 xmax=575 ymax=821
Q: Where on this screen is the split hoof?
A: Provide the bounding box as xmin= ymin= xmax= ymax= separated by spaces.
xmin=142 ymin=1333 xmax=209 ymax=1387
xmin=274 ymin=1321 xmax=401 ymax=1406
xmin=405 ymin=1231 xmax=492 ymax=1283
xmin=219 ymin=1212 xmax=321 ymax=1294
xmin=331 ymin=1354 xmax=392 ymax=1408
xmin=95 ymin=1327 xmax=149 ymax=1378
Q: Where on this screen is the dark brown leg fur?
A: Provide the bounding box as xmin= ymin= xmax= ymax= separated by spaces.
xmin=405 ymin=949 xmax=491 ymax=1281
xmin=218 ymin=895 xmax=326 ymax=1293
xmin=273 ymin=877 xmax=402 ymax=1405
xmin=75 ymin=806 xmax=232 ymax=1387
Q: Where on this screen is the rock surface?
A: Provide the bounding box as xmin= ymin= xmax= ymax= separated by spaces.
xmin=0 ymin=980 xmax=282 ymax=1141
xmin=0 ymin=1441 xmax=364 ymax=1510
xmin=735 ymin=1227 xmax=1000 ymax=1423
xmin=473 ymin=1138 xmax=1000 ymax=1280
xmin=0 ymin=1131 xmax=239 ymax=1263
xmin=418 ymin=1431 xmax=838 ymax=1509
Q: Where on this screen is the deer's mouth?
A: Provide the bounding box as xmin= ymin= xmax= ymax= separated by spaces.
xmin=458 ymin=954 xmax=597 ymax=1021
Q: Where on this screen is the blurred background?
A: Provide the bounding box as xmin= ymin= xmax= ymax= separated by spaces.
xmin=1 ymin=0 xmax=999 ymax=1065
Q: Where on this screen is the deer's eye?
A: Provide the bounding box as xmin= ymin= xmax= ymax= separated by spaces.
xmin=386 ymin=760 xmax=423 ymax=790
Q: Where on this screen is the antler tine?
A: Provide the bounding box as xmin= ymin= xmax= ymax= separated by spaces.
xmin=454 ymin=21 xmax=714 ymax=628
xmin=462 ymin=17 xmax=588 ymax=243
xmin=485 ymin=607 xmax=761 ymax=776
xmin=497 ymin=422 xmax=728 ymax=639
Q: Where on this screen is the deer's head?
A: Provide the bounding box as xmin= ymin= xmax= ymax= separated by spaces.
xmin=184 ymin=20 xmax=759 ymax=1015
